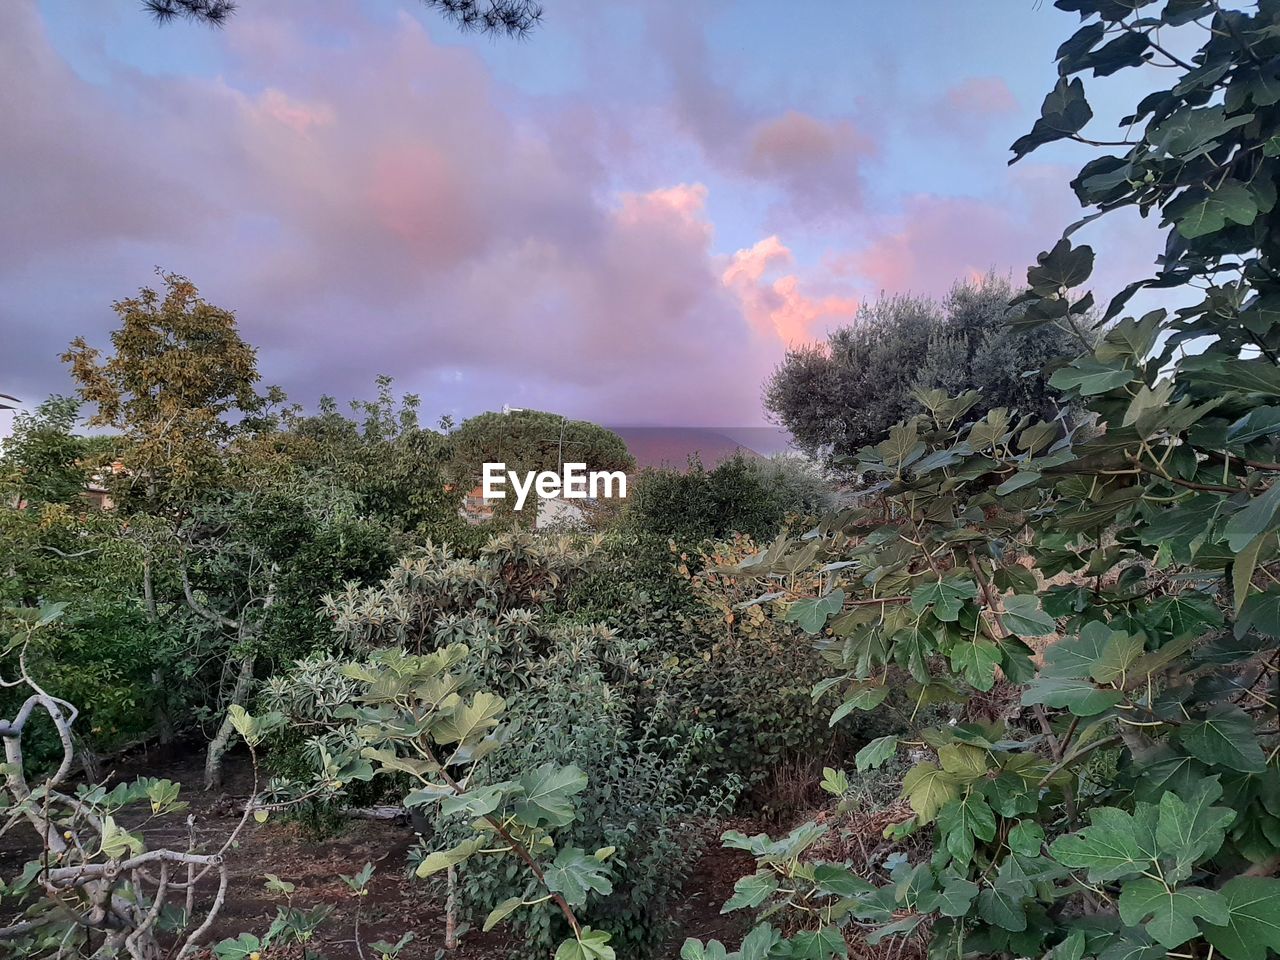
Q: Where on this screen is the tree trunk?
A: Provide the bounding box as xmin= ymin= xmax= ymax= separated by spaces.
xmin=142 ymin=556 xmax=174 ymax=746
xmin=445 ymin=866 xmax=458 ymax=950
xmin=203 ymin=655 xmax=255 ymax=791
xmin=75 ymin=733 xmax=101 ymax=782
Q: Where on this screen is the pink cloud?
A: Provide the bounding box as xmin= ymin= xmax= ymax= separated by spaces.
xmin=921 ymin=76 xmax=1020 ymax=140
xmin=943 ymin=76 xmax=1018 ymax=116
xmin=364 ymin=143 xmax=488 ymax=265
xmin=0 ymin=0 xmax=863 ymax=426
xmin=1 ymin=1 xmax=1161 ymax=432
xmin=723 ymin=236 xmax=859 ymax=345
xmin=250 ymin=89 xmax=334 ymax=135
xmin=5 ymin=2 xmax=778 ymax=425
xmin=830 ymin=164 xmax=1163 ymax=306
xmin=644 ymin=5 xmax=874 ymax=222
xmin=617 ymin=183 xmax=711 ymax=230
xmin=743 ymin=111 xmax=875 ymax=219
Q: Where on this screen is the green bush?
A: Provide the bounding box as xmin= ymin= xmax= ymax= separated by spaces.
xmin=572 ymin=532 xmax=890 ymax=790
xmin=624 ymin=453 xmax=830 ymax=544
xmin=424 ymin=629 xmax=736 ymax=957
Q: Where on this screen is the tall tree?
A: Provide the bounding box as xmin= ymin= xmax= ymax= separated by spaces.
xmin=764 ymin=275 xmax=1079 ymax=470
xmin=62 ymin=272 xmax=278 ymax=514
xmin=625 ymin=453 xmax=832 ymax=544
xmin=63 ymin=274 xmax=284 ymax=774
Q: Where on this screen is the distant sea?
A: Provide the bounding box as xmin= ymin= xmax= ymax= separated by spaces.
xmin=606 ymin=426 xmax=795 ymax=470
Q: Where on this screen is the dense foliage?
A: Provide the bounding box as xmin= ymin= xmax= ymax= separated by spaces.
xmin=14 ymin=4 xmax=1280 ymax=959
xmin=685 ymin=3 xmax=1280 ymax=958
xmin=765 ymin=275 xmax=1080 ymax=471
xmin=624 ymin=453 xmax=832 ymax=544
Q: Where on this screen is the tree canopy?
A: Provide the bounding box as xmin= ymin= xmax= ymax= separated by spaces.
xmin=447 ymin=409 xmax=634 ymax=485
xmin=61 ymin=272 xmax=278 ymax=512
xmin=764 ymin=274 xmax=1080 ymax=470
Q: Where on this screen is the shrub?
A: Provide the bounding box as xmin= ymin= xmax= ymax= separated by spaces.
xmin=625 ymin=453 xmax=830 ymax=544
xmin=424 ymin=629 xmax=736 ymax=957
xmin=274 ymin=531 xmax=741 ymax=956
xmin=573 ymin=531 xmax=893 ymax=791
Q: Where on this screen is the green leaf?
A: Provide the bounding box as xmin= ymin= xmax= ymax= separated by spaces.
xmin=977 ymin=885 xmax=1027 ymax=932
xmin=1049 ymin=358 xmax=1134 ymax=395
xmin=228 ymin=704 xmax=261 ymax=746
xmin=1050 ymin=806 xmax=1158 ymax=882
xmin=1234 ymin=533 xmax=1268 ymax=613
xmin=1001 ymin=594 xmax=1057 ymax=637
xmin=512 ymin=763 xmax=588 ymax=827
xmin=1008 ymin=821 xmax=1045 ymax=857
xmin=415 ymin=836 xmax=483 ymax=878
xmin=1154 ymin=778 xmax=1236 ymax=882
xmin=1012 ymin=79 xmax=1093 ymax=162
xmin=100 ymin=816 xmax=144 ymax=860
xmin=949 ymin=638 xmax=1002 ymax=691
xmin=680 ymin=940 xmax=730 ymax=960
xmin=937 ymin=876 xmax=979 ymax=917
xmin=543 ymin=847 xmax=613 ymax=907
xmin=1022 ymin=675 xmax=1123 ymax=717
xmin=1181 ymin=355 xmax=1280 ymax=398
xmin=787 ymin=589 xmax=845 ymax=635
xmin=1227 ymin=406 xmax=1280 ymax=444
xmin=738 ymin=924 xmax=782 ymax=960
xmin=32 ymin=602 xmax=67 ymax=628
xmin=1167 ymin=180 xmax=1258 ymax=238
xmin=1202 ymin=876 xmax=1280 ymax=960
xmin=901 ymin=762 xmax=959 ymax=823
xmin=439 ymin=784 xmax=508 ymax=819
xmin=1042 ymin=622 xmax=1118 ymax=677
xmin=855 ymin=736 xmax=898 ymax=772
xmin=812 ymin=864 xmax=874 ymax=898
xmin=830 ymin=682 xmax=888 ymax=725
xmin=721 ymin=871 xmax=778 ymax=913
xmin=263 ymin=873 xmax=295 ymax=895
xmin=937 ymin=792 xmax=997 ymax=865
xmin=1178 ymin=706 xmax=1267 ymax=773
xmin=1118 ymin=877 xmax=1228 ymax=948
xmin=145 ymin=778 xmax=181 ymax=814
xmin=877 ymin=421 xmax=925 ymax=470
xmin=787 ymin=926 xmax=848 ymax=958
xmin=432 ymin=691 xmax=504 ymax=745
xmin=213 ymin=934 xmax=263 ymax=960
xmin=1088 ymin=631 xmax=1144 ymax=685
xmin=1050 ymin=929 xmax=1087 ymax=960
xmin=910 ymin=577 xmax=977 ymax=622
xmin=1237 ymin=589 xmax=1280 ymax=638
xmin=1149 ymin=105 xmax=1253 ymax=158
xmin=1224 ymin=483 xmax=1280 ymax=552
xmin=554 ymin=927 xmax=615 ymax=960
xmin=819 ymin=766 xmax=849 ymax=796
xmin=865 ymin=916 xmax=924 ymax=945
xmin=938 ymin=743 xmax=989 ymax=782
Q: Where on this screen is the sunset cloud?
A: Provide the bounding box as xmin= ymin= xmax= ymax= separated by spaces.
xmin=0 ymin=0 xmax=1168 ymax=432
xmin=722 ymin=236 xmax=859 ymax=345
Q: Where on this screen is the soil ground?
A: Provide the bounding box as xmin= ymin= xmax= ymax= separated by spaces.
xmin=0 ymin=746 xmax=762 ymax=959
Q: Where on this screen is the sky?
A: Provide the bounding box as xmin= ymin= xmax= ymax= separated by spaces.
xmin=1 ymin=0 xmax=1169 ymax=433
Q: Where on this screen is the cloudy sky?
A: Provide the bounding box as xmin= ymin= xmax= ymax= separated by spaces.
xmin=2 ymin=0 xmax=1166 ymax=431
